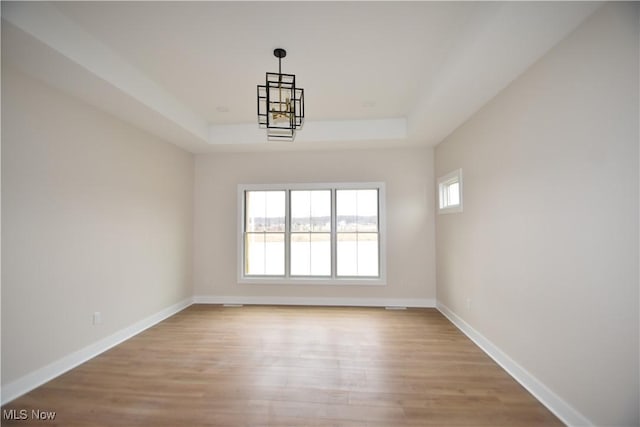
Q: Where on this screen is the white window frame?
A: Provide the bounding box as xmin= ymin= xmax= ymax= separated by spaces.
xmin=438 ymin=169 xmax=463 ymax=214
xmin=237 ymin=182 xmax=386 ymax=286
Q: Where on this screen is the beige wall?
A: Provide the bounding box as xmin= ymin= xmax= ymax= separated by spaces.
xmin=1 ymin=66 xmax=194 ymax=385
xmin=194 ymin=147 xmax=436 ymax=302
xmin=435 ymin=4 xmax=639 ymax=426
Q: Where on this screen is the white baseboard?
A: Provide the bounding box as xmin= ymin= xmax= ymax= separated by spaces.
xmin=436 ymin=302 xmax=593 ymax=427
xmin=1 ymin=298 xmax=192 ymax=405
xmin=193 ymin=295 xmax=435 ymax=308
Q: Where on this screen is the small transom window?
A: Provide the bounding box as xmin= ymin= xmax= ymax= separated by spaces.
xmin=438 ymin=169 xmax=463 ymax=214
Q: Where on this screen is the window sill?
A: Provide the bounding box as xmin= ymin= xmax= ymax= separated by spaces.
xmin=438 ymin=205 xmax=463 ymax=214
xmin=238 ymin=277 xmax=386 ymax=286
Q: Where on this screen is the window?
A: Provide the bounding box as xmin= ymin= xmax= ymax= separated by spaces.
xmin=290 ymin=190 xmax=331 ymax=276
xmin=238 ymin=183 xmax=385 ymax=285
xmin=438 ymin=169 xmax=463 ymax=214
xmin=336 ymin=189 xmax=379 ymax=277
xmin=244 ymin=191 xmax=285 ymax=275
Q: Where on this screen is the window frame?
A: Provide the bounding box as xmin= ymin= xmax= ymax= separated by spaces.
xmin=438 ymin=169 xmax=463 ymax=214
xmin=237 ymin=182 xmax=386 ymax=286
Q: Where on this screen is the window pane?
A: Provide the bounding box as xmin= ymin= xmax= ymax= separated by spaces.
xmin=357 ymin=233 xmax=379 ymax=276
xmin=337 ymin=233 xmax=379 ymax=277
xmin=311 ymin=191 xmax=331 ymax=232
xmin=266 ymin=192 xmax=285 ymax=231
xmin=291 ymin=190 xmax=331 ymax=232
xmin=357 ymin=189 xmax=378 ymax=232
xmin=337 ymin=233 xmax=357 ymax=276
xmin=311 ymin=233 xmax=331 ymax=276
xmin=246 ymin=191 xmax=265 ymax=232
xmin=291 ymin=233 xmax=330 ymax=276
xmin=245 ymin=191 xmax=285 ymax=232
xmin=336 ymin=190 xmax=357 ymax=232
xmin=337 ymin=189 xmax=378 ymax=232
xmin=291 ymin=191 xmax=310 ymax=232
xmin=356 ymin=190 xmax=378 ymax=216
xmin=264 ymin=233 xmax=285 ymax=275
xmin=290 ymin=233 xmax=310 ymax=275
xmin=245 ymin=233 xmax=284 ymax=276
xmin=245 ymin=233 xmax=265 ymax=275
xmin=447 ymin=182 xmax=460 ymax=206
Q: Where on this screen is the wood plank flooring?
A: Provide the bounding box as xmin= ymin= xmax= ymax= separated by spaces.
xmin=2 ymin=305 xmax=563 ymax=426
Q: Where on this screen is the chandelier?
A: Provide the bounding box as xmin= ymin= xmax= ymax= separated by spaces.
xmin=257 ymin=48 xmax=305 ymax=140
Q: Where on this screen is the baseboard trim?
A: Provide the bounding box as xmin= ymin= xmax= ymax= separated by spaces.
xmin=1 ymin=298 xmax=192 ymax=405
xmin=193 ymin=295 xmax=435 ymax=308
xmin=436 ymin=302 xmax=593 ymax=427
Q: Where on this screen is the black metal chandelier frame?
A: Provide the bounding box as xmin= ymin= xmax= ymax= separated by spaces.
xmin=257 ymin=48 xmax=305 ymax=140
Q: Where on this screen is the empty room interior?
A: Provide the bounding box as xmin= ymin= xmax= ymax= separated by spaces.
xmin=1 ymin=1 xmax=638 ymax=426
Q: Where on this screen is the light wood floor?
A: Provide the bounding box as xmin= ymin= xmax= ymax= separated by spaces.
xmin=2 ymin=305 xmax=563 ymax=426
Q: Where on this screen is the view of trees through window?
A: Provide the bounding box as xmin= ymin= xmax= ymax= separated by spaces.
xmin=243 ymin=187 xmax=380 ymax=279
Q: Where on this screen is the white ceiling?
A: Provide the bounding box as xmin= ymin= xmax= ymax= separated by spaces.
xmin=2 ymin=1 xmax=600 ymax=153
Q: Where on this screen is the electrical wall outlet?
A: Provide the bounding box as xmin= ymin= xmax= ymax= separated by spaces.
xmin=466 ymin=298 xmax=472 ymax=309
xmin=93 ymin=311 xmax=102 ymax=325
